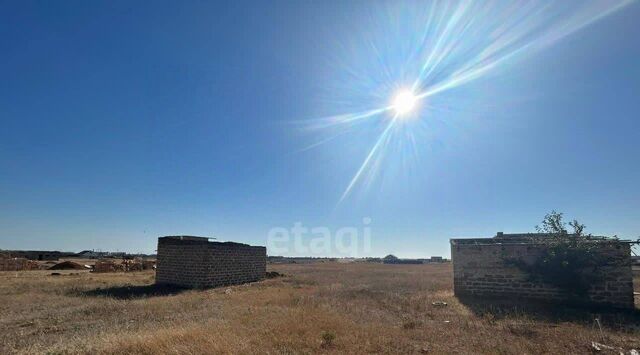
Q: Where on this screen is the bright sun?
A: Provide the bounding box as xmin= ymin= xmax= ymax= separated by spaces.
xmin=392 ymin=89 xmax=417 ymax=116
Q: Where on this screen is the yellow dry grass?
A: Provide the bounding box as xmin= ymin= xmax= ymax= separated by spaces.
xmin=1 ymin=263 xmax=638 ymax=354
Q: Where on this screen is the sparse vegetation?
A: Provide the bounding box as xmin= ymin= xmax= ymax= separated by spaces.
xmin=320 ymin=330 xmax=336 ymax=348
xmin=504 ymin=211 xmax=627 ymax=296
xmin=0 ymin=263 xmax=638 ymax=354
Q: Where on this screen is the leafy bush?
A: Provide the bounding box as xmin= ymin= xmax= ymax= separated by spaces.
xmin=503 ymin=211 xmax=621 ymax=296
xmin=320 ymin=331 xmax=336 ymax=348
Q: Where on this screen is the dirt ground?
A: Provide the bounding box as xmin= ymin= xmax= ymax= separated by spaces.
xmin=1 ymin=263 xmax=638 ymax=354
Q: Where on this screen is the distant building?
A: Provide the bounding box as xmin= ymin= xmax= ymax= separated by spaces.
xmin=382 ymin=254 xmax=399 ymax=263
xmin=382 ymin=254 xmax=423 ymax=264
xmin=5 ymin=250 xmax=75 ymax=261
xmin=106 ymin=252 xmax=127 ymax=258
xmin=267 ymin=256 xmax=336 ymax=264
xmin=77 ymin=250 xmax=101 ymax=259
xmin=363 ymin=257 xmax=382 ymax=263
xmin=267 ymin=256 xmax=286 ymax=263
xmin=75 ymin=250 xmax=126 ymax=259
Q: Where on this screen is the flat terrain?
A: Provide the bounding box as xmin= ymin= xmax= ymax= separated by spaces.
xmin=1 ymin=263 xmax=639 ymax=354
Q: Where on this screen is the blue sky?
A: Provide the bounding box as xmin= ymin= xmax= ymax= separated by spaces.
xmin=1 ymin=1 xmax=639 ymax=257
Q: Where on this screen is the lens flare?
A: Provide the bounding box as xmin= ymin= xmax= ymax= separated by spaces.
xmin=293 ymin=0 xmax=633 ymax=205
xmin=392 ymin=90 xmax=417 ymax=116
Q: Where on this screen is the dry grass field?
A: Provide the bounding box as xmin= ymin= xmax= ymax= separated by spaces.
xmin=1 ymin=263 xmax=639 ymax=354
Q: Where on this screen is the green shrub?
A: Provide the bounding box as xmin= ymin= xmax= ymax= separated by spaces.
xmin=320 ymin=331 xmax=336 ymax=348
xmin=503 ymin=211 xmax=622 ymax=297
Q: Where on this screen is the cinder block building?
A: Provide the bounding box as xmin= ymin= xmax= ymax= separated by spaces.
xmin=155 ymin=236 xmax=266 ymax=288
xmin=451 ymin=233 xmax=635 ymax=308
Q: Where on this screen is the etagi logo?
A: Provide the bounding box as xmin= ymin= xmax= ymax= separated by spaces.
xmin=267 ymin=218 xmax=372 ymax=257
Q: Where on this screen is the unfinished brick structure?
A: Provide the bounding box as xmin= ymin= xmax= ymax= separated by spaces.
xmin=0 ymin=256 xmax=39 ymax=271
xmin=156 ymin=236 xmax=266 ymax=288
xmin=451 ymin=233 xmax=635 ymax=308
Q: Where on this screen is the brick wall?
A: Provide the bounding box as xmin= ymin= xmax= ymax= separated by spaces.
xmin=451 ymin=238 xmax=635 ymax=308
xmin=155 ymin=236 xmax=266 ymax=288
xmin=0 ymin=257 xmax=39 ymax=271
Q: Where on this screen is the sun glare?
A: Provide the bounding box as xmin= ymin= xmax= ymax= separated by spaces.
xmin=392 ymin=89 xmax=417 ymax=116
xmin=296 ymin=0 xmax=633 ymax=204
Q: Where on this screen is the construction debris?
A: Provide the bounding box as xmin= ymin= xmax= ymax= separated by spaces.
xmin=122 ymin=258 xmax=155 ymax=272
xmin=93 ymin=258 xmax=155 ymax=273
xmin=123 ymin=259 xmax=142 ymax=272
xmin=93 ymin=259 xmax=120 ymax=273
xmin=0 ymin=257 xmax=39 ymax=271
xmin=591 ymin=342 xmax=616 ymax=352
xmin=590 ymin=341 xmax=636 ymax=354
xmin=49 ymin=261 xmax=84 ymax=270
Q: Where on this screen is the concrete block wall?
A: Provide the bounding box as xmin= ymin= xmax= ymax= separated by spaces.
xmin=156 ymin=236 xmax=266 ymax=288
xmin=451 ymin=239 xmax=634 ymax=308
xmin=0 ymin=257 xmax=39 ymax=271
